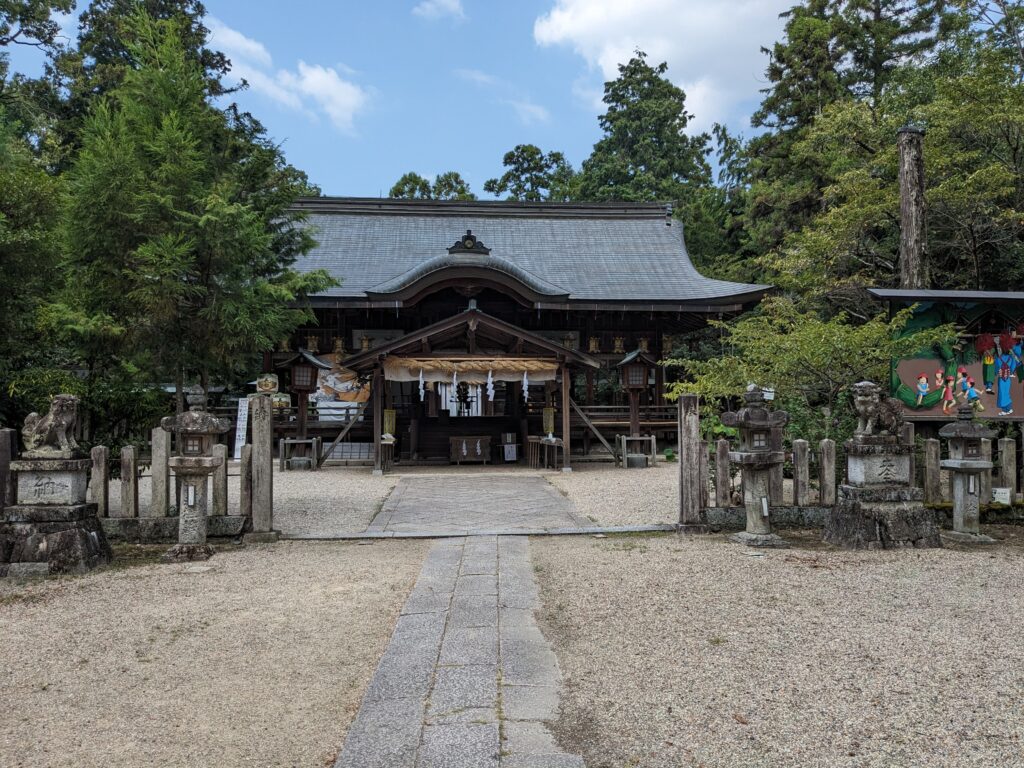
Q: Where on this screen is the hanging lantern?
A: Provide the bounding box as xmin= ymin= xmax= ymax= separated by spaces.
xmin=638 ymin=337 xmax=649 ymax=353
xmin=332 ymin=336 xmax=346 ymax=356
xmin=360 ymin=334 xmax=371 ymax=351
xmin=305 ymin=335 xmax=320 ymax=354
xmin=588 ymin=336 xmax=601 ymax=354
xmin=613 ymin=336 xmax=625 ymax=354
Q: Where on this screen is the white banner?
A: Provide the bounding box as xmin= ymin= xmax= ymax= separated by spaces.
xmin=233 ymin=397 xmax=250 ymax=460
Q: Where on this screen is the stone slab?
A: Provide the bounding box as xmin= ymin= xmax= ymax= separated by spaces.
xmin=847 ymin=452 xmax=911 ymax=487
xmin=439 ymin=626 xmax=498 ymax=666
xmin=501 ymin=684 xmax=559 ymax=721
xmin=16 ymin=468 xmax=88 ymax=506
xmin=4 ymin=503 xmax=94 ymax=523
xmin=427 ymin=664 xmax=498 ymax=717
xmin=101 ymin=515 xmax=248 ymax=542
xmin=417 ymin=723 xmax=499 ymax=768
xmin=334 ymin=698 xmax=422 ymax=768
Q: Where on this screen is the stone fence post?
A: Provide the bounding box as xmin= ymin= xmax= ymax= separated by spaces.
xmin=149 ymin=426 xmax=170 ymax=518
xmin=714 ymin=438 xmax=731 ymax=507
xmin=902 ymin=422 xmax=916 ymax=484
xmin=769 ymin=425 xmax=784 ymax=505
xmin=0 ymin=427 xmax=14 ymax=508
xmin=792 ymin=439 xmax=810 ymax=506
xmin=699 ymin=440 xmax=710 ymax=509
xmin=212 ymin=444 xmax=228 ymax=516
xmin=245 ymin=394 xmax=278 ymax=542
xmin=118 ymin=445 xmax=139 ymax=518
xmin=239 ymin=444 xmax=253 ymax=518
xmin=981 ymin=438 xmax=992 ymax=504
xmin=89 ymin=445 xmax=109 ymax=517
xmin=998 ymin=437 xmax=1017 ymax=499
xmin=923 ymin=438 xmax=941 ymax=505
xmin=819 ymin=439 xmax=836 ymax=506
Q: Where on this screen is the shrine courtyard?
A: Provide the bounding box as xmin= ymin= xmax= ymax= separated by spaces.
xmin=2 ymin=465 xmax=1023 ymax=768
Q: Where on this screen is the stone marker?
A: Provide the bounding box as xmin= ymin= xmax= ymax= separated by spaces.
xmin=1 ymin=395 xmax=111 ymax=576
xmin=902 ymin=422 xmax=916 ymax=484
xmin=923 ymin=438 xmax=941 ymax=505
xmin=819 ymin=438 xmax=836 ymax=506
xmin=940 ymin=407 xmax=996 ymax=543
xmin=89 ymin=445 xmax=109 ymax=517
xmin=212 ymin=444 xmax=228 ymax=516
xmin=239 ymin=444 xmax=253 ymax=518
xmin=792 ymin=439 xmax=810 ymax=506
xmin=119 ymin=445 xmax=139 ymax=519
xmin=721 ymin=386 xmax=790 ymax=548
xmin=149 ymin=426 xmax=170 ymax=518
xmin=699 ymin=439 xmax=710 ymax=509
xmin=998 ymin=437 xmax=1017 ymax=500
xmin=714 ymin=438 xmax=731 ymax=507
xmin=769 ymin=424 xmax=784 ymax=505
xmin=160 ymin=387 xmax=232 ymax=562
xmin=245 ymin=394 xmax=278 ymax=543
xmin=824 ymin=381 xmax=940 ymax=549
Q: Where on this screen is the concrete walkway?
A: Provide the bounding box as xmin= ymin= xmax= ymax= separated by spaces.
xmin=335 ymin=536 xmax=584 ymax=768
xmin=367 ymin=475 xmax=591 ymax=535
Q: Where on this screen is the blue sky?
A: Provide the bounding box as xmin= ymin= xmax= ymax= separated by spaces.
xmin=9 ymin=0 xmax=792 ymax=197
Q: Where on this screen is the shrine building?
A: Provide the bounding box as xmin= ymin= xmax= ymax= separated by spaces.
xmin=278 ymin=197 xmax=769 ymax=471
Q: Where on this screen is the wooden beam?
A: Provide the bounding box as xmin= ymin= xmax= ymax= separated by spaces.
xmin=317 ymin=399 xmax=369 ymax=468
xmin=570 ymin=398 xmax=619 ymax=466
xmin=561 ymin=365 xmax=572 ymax=472
xmin=372 ymin=367 xmax=383 ymax=474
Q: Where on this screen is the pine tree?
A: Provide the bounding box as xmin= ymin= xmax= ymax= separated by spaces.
xmin=483 ymin=144 xmax=575 ymax=201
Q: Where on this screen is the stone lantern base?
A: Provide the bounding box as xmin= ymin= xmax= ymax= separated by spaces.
xmin=942 ymin=530 xmax=996 ymax=545
xmin=825 ymin=485 xmax=941 ymax=549
xmin=728 ymin=530 xmax=789 ymax=548
xmin=162 ymin=543 xmax=216 ymax=562
xmin=1 ymin=458 xmax=112 ymax=577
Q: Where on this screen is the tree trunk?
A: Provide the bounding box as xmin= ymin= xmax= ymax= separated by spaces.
xmin=898 ymin=126 xmax=928 ymax=289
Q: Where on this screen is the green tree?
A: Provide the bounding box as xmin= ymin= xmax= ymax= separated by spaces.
xmin=670 ymin=297 xmax=956 ymax=442
xmin=483 ymin=144 xmax=575 ymax=201
xmin=389 ymin=171 xmax=432 ymax=199
xmin=431 ymin=170 xmax=476 ymax=200
xmin=50 ymin=12 xmax=333 ymax=409
xmin=576 ymin=51 xmax=712 ymax=203
xmin=389 ymin=170 xmax=476 ymax=200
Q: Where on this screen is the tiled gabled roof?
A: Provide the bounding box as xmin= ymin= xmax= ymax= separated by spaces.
xmin=290 ymin=197 xmax=770 ymax=308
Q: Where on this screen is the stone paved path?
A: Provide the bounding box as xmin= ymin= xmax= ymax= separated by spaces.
xmin=335 ymin=536 xmax=584 ymax=768
xmin=368 ymin=475 xmax=589 ymax=535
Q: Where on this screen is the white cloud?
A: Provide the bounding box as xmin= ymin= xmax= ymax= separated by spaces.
xmin=534 ymin=0 xmax=791 ymax=132
xmin=413 ymin=0 xmax=465 ymax=20
xmin=210 ymin=18 xmax=369 ymax=134
xmin=454 ymin=68 xmax=499 ymax=87
xmin=208 ymin=17 xmax=272 ymax=68
xmin=454 ymin=69 xmax=550 ymax=126
xmin=504 ymin=99 xmax=550 ymax=125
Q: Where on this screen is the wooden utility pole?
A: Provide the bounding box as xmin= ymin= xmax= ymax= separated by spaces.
xmin=898 ymin=125 xmax=927 ymax=289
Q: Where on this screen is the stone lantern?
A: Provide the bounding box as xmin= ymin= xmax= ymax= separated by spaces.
xmin=160 ymin=388 xmax=231 ymax=562
xmin=939 ymin=406 xmax=996 ymax=543
xmin=720 ymin=385 xmax=789 ymax=547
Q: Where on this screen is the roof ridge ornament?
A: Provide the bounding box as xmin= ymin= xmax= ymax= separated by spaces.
xmin=448 ymin=229 xmax=491 ymax=255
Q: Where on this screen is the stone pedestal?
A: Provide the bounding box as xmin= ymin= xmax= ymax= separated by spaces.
xmin=825 ymin=436 xmax=941 ymax=549
xmin=1 ymin=458 xmax=112 ymax=576
xmin=163 ymin=457 xmax=218 ymax=562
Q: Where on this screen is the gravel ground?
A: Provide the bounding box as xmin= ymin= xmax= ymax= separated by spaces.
xmin=104 ymin=465 xmax=396 ymax=537
xmin=548 ymin=462 xmax=678 ymax=526
xmin=532 ymin=529 xmax=1024 ymax=768
xmin=0 ymin=540 xmax=428 ymax=768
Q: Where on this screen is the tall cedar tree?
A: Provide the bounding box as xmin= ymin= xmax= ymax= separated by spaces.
xmin=52 ymin=12 xmax=333 ymax=408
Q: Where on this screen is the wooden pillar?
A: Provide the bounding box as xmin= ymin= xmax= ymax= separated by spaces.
xmin=819 ymin=439 xmax=836 ymax=506
xmin=792 ymin=439 xmax=810 ymax=506
xmin=89 ymin=445 xmax=109 ymax=517
xmin=999 ymin=437 xmax=1017 ymax=498
xmin=373 ymin=366 xmax=384 ymax=475
xmin=677 ymin=394 xmax=706 ymax=531
xmin=561 ymin=365 xmax=572 ymax=472
xmin=628 ymin=390 xmax=641 ymax=437
xmin=0 ymin=427 xmax=14 ymax=508
xmin=923 ymin=438 xmax=941 ymax=505
xmin=714 ymin=438 xmax=731 ymax=507
xmin=897 ymin=126 xmax=928 ymax=289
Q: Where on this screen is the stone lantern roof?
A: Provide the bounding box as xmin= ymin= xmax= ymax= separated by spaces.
xmin=721 ymin=385 xmax=789 ymax=432
xmin=938 ymin=406 xmax=996 ymax=441
xmin=159 ymin=408 xmax=231 ymax=437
